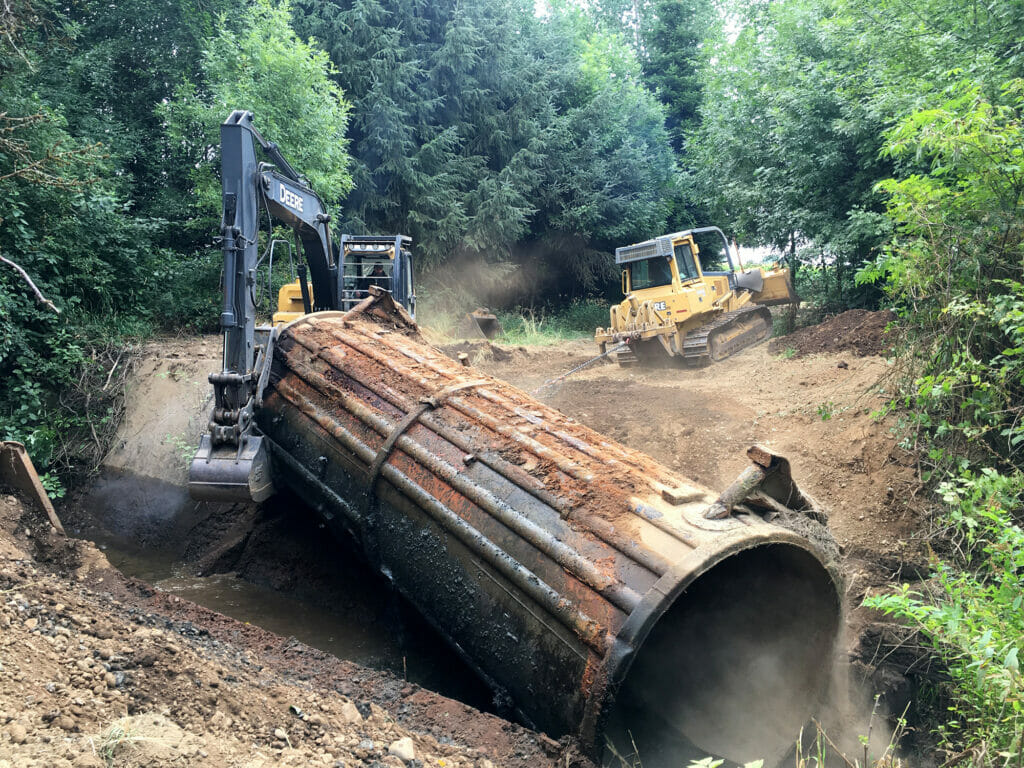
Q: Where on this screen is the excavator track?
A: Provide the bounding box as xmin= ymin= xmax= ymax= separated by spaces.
xmin=682 ymin=305 xmax=773 ymax=363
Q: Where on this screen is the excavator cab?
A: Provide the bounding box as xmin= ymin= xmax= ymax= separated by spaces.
xmin=339 ymin=235 xmax=415 ymax=318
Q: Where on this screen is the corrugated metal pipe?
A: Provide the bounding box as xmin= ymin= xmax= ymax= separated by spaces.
xmin=255 ymin=295 xmax=843 ymax=767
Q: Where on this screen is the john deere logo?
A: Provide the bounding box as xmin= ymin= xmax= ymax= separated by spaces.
xmin=279 ymin=184 xmax=304 ymax=213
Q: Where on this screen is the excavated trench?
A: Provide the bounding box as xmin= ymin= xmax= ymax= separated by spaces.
xmin=64 ymin=468 xmax=496 ymax=711
xmin=67 ymin=468 xmax=844 ymax=768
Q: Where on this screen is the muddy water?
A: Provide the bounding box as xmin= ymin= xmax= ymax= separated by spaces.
xmin=66 ymin=469 xmax=493 ymax=710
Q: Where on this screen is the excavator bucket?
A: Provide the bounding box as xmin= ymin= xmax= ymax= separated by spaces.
xmin=187 ymin=433 xmax=275 ymax=503
xmin=456 ymin=308 xmax=504 ymax=340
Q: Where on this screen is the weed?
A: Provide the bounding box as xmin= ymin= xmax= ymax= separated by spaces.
xmin=865 ymin=469 xmax=1024 ymax=762
xmin=91 ymin=718 xmax=167 ymax=766
xmin=164 ymin=432 xmax=196 ymax=471
xmin=38 ymin=471 xmax=65 ymax=499
xmin=497 ymin=300 xmax=608 ymax=346
xmin=817 ymin=401 xmax=836 ymax=421
xmin=781 ymin=347 xmax=797 ymax=359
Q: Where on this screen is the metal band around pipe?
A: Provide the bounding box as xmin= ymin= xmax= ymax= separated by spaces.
xmin=273 ymin=379 xmax=610 ymax=653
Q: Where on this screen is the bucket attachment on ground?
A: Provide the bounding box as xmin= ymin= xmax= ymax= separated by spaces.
xmin=0 ymin=441 xmax=65 ymax=534
xmin=188 ymin=433 xmax=275 ymax=503
xmin=456 ymin=308 xmax=504 ymax=339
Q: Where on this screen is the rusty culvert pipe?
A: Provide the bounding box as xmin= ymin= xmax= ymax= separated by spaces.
xmin=256 ymin=300 xmax=842 ymax=766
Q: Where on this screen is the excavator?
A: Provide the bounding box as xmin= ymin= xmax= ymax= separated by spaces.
xmin=187 ymin=110 xmax=414 ymax=502
xmin=594 ymin=227 xmax=797 ymax=365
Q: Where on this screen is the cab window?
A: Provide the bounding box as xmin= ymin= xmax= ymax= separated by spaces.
xmin=628 ymin=256 xmax=674 ymax=290
xmin=674 ymin=243 xmax=700 ymax=281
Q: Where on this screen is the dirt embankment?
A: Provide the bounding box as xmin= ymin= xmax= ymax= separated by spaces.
xmin=768 ymin=309 xmax=898 ymax=359
xmin=0 ymin=493 xmax=577 ymax=768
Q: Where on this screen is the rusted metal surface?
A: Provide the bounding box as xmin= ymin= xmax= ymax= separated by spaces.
xmin=256 ymin=296 xmax=842 ymax=762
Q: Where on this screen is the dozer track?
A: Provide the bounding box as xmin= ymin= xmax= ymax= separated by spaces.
xmin=682 ymin=304 xmax=773 ymax=363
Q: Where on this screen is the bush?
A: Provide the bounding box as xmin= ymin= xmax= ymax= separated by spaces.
xmin=865 ymin=469 xmax=1023 ymax=760
xmin=497 ymin=299 xmax=609 ymax=345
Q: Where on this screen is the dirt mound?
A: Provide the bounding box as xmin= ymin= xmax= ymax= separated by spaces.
xmin=770 ymin=309 xmax=897 ymax=358
xmin=439 ymin=339 xmax=528 ymax=365
xmin=1 ymin=490 xmax=581 ymax=768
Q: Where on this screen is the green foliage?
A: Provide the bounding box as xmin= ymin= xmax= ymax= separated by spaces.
xmin=691 ymin=0 xmax=891 ymax=306
xmin=864 ymin=80 xmax=1024 ymax=465
xmin=497 ymin=300 xmax=609 ymax=346
xmin=639 ymin=0 xmax=711 ymax=153
xmin=291 ymin=0 xmax=675 ymax=301
xmin=865 ymin=469 xmax=1024 ymax=759
xmin=164 ymin=0 xmax=352 ymax=216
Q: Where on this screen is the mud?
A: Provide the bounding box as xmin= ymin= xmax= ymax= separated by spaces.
xmin=62 ymin=470 xmax=495 ymax=711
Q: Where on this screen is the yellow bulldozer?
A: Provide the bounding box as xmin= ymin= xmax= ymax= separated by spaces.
xmin=594 ymin=227 xmax=796 ymax=365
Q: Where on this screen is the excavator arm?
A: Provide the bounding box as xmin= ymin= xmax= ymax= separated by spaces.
xmin=189 ymin=110 xmax=338 ymax=503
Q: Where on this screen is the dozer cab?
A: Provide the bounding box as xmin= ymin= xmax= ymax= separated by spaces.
xmin=594 ymin=227 xmax=797 ymax=366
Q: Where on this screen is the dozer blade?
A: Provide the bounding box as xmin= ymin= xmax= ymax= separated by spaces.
xmin=188 ymin=433 xmax=275 ymax=503
xmin=456 ymin=309 xmax=504 ymax=340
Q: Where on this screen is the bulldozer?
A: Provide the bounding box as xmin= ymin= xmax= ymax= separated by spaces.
xmin=594 ymin=227 xmax=797 ymax=365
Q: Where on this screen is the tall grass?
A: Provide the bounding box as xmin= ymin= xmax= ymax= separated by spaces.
xmin=496 ymin=300 xmax=609 ymax=346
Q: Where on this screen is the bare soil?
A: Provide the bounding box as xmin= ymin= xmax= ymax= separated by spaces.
xmin=0 ymin=493 xmax=579 ymax=768
xmin=768 ymin=309 xmax=898 ymax=359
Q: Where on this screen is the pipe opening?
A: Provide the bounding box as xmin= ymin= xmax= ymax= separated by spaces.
xmin=604 ymin=543 xmax=841 ymax=767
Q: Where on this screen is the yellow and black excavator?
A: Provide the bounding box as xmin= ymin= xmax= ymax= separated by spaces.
xmin=594 ymin=227 xmax=796 ymax=365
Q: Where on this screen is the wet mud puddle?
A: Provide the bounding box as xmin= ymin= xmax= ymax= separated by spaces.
xmin=64 ymin=468 xmax=493 ymax=710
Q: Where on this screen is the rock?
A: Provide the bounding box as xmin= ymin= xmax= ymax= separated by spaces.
xmin=57 ymin=716 xmax=76 ymax=732
xmin=24 ymin=617 xmax=38 ymax=630
xmin=339 ymin=701 xmax=362 ymax=724
xmin=274 ymin=728 xmax=289 ymax=741
xmin=388 ymin=737 xmax=416 ymax=763
xmin=72 ymin=755 xmax=104 ymax=768
xmin=7 ymin=723 xmax=27 ymax=743
xmin=104 ymin=672 xmax=117 ymax=689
